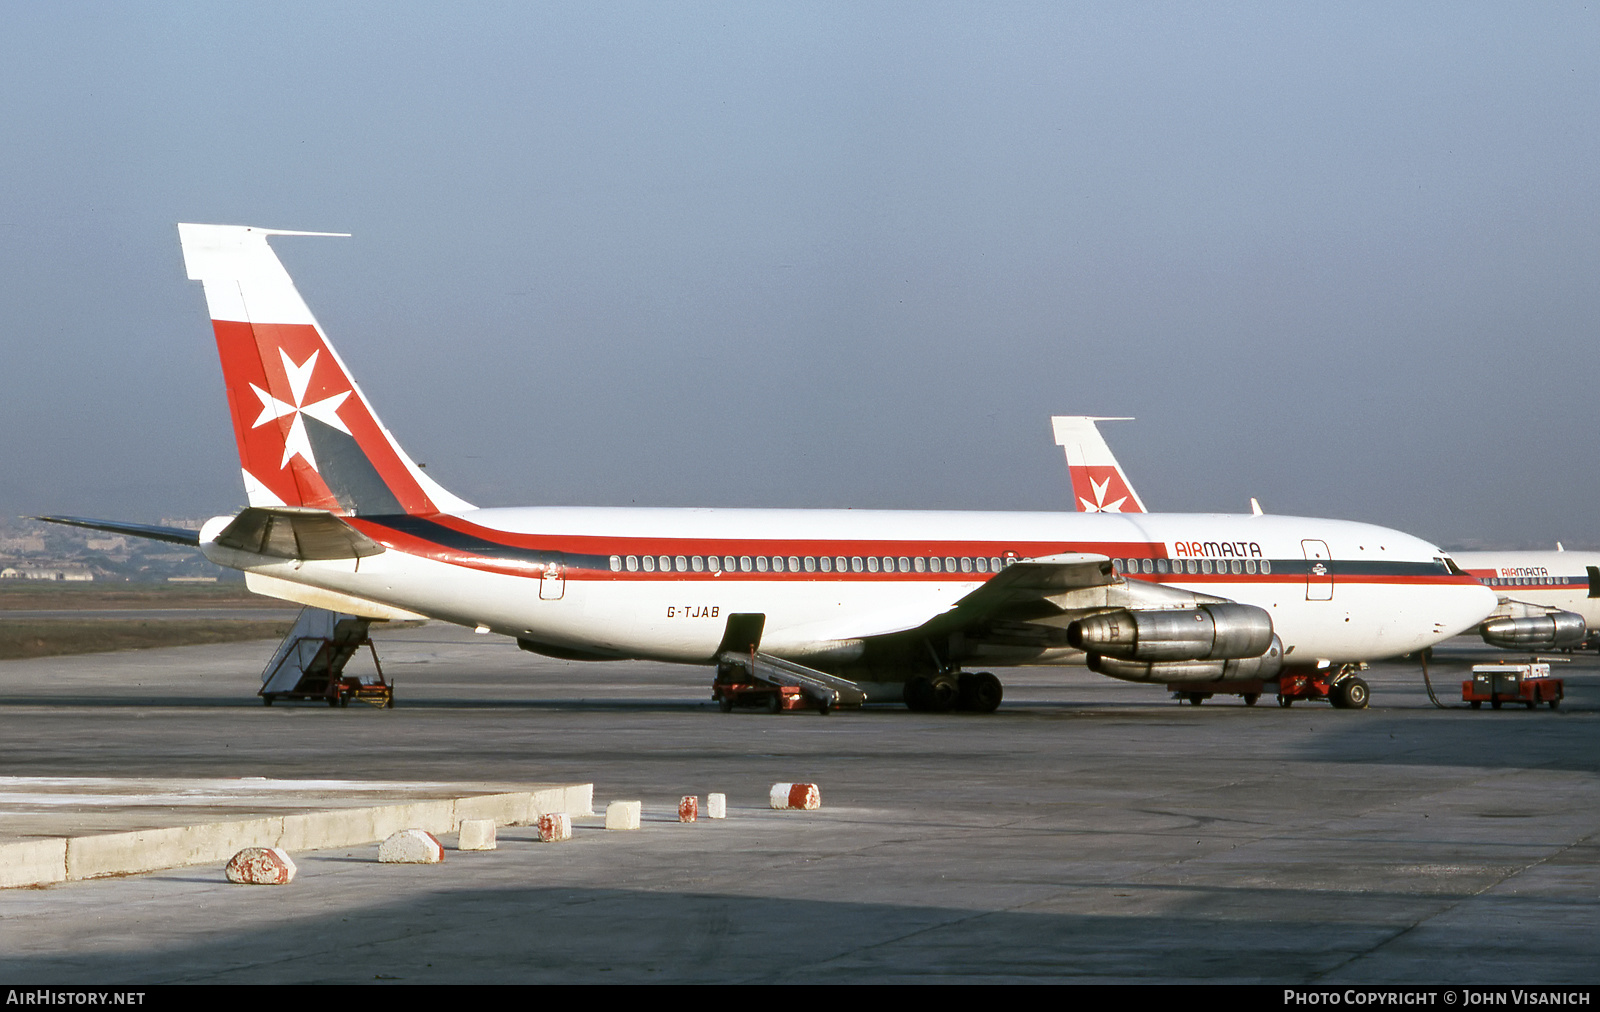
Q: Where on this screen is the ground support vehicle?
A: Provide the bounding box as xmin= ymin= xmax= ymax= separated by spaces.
xmin=1462 ymin=663 xmax=1563 ymax=710
xmin=1167 ymin=680 xmax=1265 ymax=706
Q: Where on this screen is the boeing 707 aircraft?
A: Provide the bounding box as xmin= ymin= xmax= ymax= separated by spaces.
xmin=40 ymin=228 xmax=1496 ymax=712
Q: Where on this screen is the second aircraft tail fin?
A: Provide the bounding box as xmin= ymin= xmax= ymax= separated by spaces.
xmin=1051 ymin=416 xmax=1147 ymax=514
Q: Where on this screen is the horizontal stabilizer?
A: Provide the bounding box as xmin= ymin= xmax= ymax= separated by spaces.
xmin=210 ymin=507 xmax=384 ymax=560
xmin=35 ymin=515 xmax=201 ymax=547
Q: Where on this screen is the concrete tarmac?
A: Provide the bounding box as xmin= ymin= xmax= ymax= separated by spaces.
xmin=0 ymin=625 xmax=1596 ymax=984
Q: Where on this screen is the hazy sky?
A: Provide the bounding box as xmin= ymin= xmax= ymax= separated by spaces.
xmin=3 ymin=3 xmax=1596 ymax=549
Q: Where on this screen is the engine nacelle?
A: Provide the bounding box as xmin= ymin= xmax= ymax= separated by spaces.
xmin=1066 ymin=603 xmax=1275 ymax=662
xmin=1480 ymin=612 xmax=1587 ymax=650
xmin=1088 ymin=636 xmax=1285 ymax=683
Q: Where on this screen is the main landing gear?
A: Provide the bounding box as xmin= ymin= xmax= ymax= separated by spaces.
xmin=903 ymin=671 xmax=1003 ymax=713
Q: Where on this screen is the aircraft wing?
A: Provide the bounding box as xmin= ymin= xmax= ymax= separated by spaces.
xmin=916 ymin=551 xmax=1118 ymax=637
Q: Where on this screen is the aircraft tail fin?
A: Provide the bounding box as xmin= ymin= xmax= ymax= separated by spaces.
xmin=1051 ymin=416 xmax=1147 ymax=514
xmin=178 ymin=224 xmax=472 ymax=516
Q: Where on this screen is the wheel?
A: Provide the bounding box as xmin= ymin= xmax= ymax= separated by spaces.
xmin=818 ymin=701 xmax=831 ymax=716
xmin=328 ymin=695 xmax=340 ymax=708
xmin=766 ymin=693 xmax=782 ymax=714
xmin=903 ymin=677 xmax=931 ymax=712
xmin=1550 ymin=699 xmax=1560 ymax=710
xmin=1186 ymin=693 xmax=1205 ymax=706
xmin=1525 ymin=700 xmax=1537 ymax=710
xmin=1336 ymin=677 xmax=1370 ymax=710
xmin=1243 ymin=693 xmax=1259 ymax=706
xmin=339 ymin=693 xmax=350 ymax=708
xmin=1277 ymin=695 xmax=1292 ymax=708
xmin=719 ymin=695 xmax=734 ymax=713
xmin=1470 ymin=700 xmax=1481 ymax=709
xmin=960 ymin=672 xmax=1003 ymax=713
xmin=262 ymin=695 xmax=273 ymax=706
xmin=1491 ymin=699 xmax=1502 ymax=710
xmin=925 ymin=676 xmax=959 ymax=713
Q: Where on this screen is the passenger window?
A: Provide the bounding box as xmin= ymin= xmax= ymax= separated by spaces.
xmin=626 ymin=555 xmax=639 ymax=572
xmin=914 ymin=557 xmax=926 ymax=572
xmin=943 ymin=557 xmax=956 ymax=572
xmin=675 ymin=555 xmax=688 ymax=572
xmin=851 ymin=557 xmax=865 ymax=573
xmin=643 ymin=556 xmax=656 ymax=572
xmin=1260 ymin=560 xmax=1271 ymax=575
xmin=1154 ymin=559 xmax=1169 ymax=574
xmin=789 ymin=556 xmax=801 ymax=572
xmin=1245 ymin=559 xmax=1256 ymax=575
xmin=989 ymin=558 xmax=1002 ymax=571
xmin=819 ymin=557 xmax=833 ymax=573
xmin=929 ymin=557 xmax=942 ymax=573
xmin=1229 ymin=560 xmax=1241 ymax=575
xmin=835 ymin=556 xmax=848 ymax=573
xmin=1113 ymin=559 xmax=1125 ymax=573
xmin=883 ymin=556 xmax=895 ymax=572
xmin=1200 ymin=560 xmax=1212 ymax=574
xmin=771 ymin=556 xmax=784 ymax=573
xmin=1140 ymin=559 xmax=1153 ymax=574
xmin=691 ymin=556 xmax=704 ymax=572
xmin=975 ymin=557 xmax=988 ymax=573
xmin=739 ymin=556 xmax=753 ymax=572
xmin=804 ymin=557 xmax=816 ymax=572
xmin=658 ymin=555 xmax=671 ymax=572
xmin=708 ymin=556 xmax=721 ymax=573
xmin=866 ymin=557 xmax=879 ymax=573
xmin=609 ymin=555 xmax=622 ymax=572
xmin=756 ymin=556 xmax=769 ymax=573
xmin=960 ymin=557 xmax=973 ymax=573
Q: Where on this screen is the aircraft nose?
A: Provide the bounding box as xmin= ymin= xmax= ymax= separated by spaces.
xmin=1453 ymin=582 xmax=1498 ymax=635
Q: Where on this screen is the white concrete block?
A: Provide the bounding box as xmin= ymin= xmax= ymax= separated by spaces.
xmin=225 ymin=847 xmax=296 ymax=885
xmin=378 ymin=829 xmax=444 ymax=863
xmin=706 ymin=793 xmax=727 ymax=820
xmin=457 ymin=793 xmax=529 ymax=828
xmin=604 ymin=801 xmax=642 ymax=830
xmin=769 ymin=783 xmax=821 ymax=811
xmin=537 ymin=813 xmax=571 ymax=842
xmin=457 ymin=818 xmax=496 ymax=851
xmin=0 ymin=839 xmax=67 ymax=889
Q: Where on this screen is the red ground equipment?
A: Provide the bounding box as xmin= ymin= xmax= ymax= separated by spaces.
xmin=1462 ymin=663 xmax=1563 ymax=710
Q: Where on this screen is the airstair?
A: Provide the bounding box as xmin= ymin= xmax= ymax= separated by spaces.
xmin=259 ymin=607 xmax=392 ymax=707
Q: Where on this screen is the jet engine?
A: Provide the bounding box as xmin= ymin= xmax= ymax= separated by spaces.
xmin=1066 ymin=603 xmax=1275 ymax=662
xmin=1480 ymin=612 xmax=1587 ymax=650
xmin=1087 ymin=637 xmax=1284 ymax=683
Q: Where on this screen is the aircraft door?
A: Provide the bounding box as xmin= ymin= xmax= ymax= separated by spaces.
xmin=1302 ymin=540 xmax=1333 ymax=601
xmin=540 ymin=563 xmax=565 ymax=601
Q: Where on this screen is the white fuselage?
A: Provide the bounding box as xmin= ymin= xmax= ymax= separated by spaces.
xmin=203 ymin=506 xmax=1496 ymax=674
xmin=1454 ymin=550 xmax=1600 ymax=628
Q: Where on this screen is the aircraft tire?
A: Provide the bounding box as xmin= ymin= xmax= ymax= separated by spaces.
xmin=1243 ymin=693 xmax=1259 ymax=706
xmin=903 ymin=678 xmax=930 ymax=712
xmin=926 ymin=676 xmax=959 ymax=713
xmin=960 ymin=672 xmax=1003 ymax=713
xmin=1337 ymin=678 xmax=1370 ymax=710
xmin=719 ymin=695 xmax=734 ymax=713
xmin=766 ymin=693 xmax=782 ymax=714
xmin=1277 ymin=695 xmax=1292 ymax=708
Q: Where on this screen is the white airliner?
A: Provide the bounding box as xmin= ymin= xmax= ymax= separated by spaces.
xmin=1051 ymin=415 xmax=1595 ymax=653
xmin=39 ymin=227 xmax=1497 ymax=713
